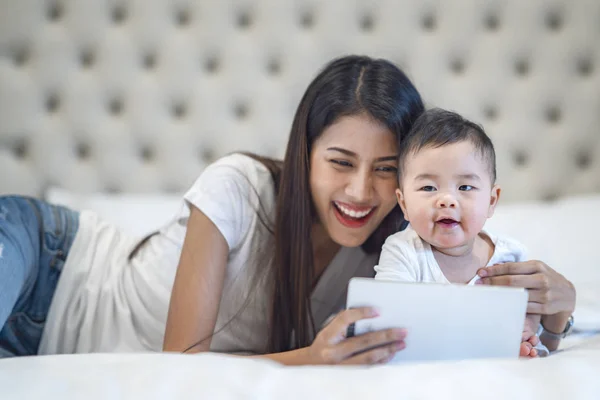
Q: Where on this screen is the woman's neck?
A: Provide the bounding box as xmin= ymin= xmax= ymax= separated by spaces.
xmin=311 ymin=223 xmax=341 ymax=286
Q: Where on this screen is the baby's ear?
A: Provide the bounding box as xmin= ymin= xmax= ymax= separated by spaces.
xmin=396 ymin=188 xmax=409 ymax=221
xmin=487 ymin=184 xmax=501 ymax=218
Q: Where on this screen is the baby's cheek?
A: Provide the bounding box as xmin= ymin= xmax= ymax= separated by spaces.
xmin=410 ymin=210 xmax=436 ymax=242
xmin=411 ymin=208 xmax=431 ymax=227
xmin=462 ymin=210 xmax=488 ymax=233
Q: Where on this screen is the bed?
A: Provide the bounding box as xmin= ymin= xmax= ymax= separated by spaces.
xmin=1 ymin=0 xmax=599 ymax=399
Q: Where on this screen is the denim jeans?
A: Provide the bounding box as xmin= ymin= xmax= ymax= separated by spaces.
xmin=0 ymin=196 xmax=79 ymax=357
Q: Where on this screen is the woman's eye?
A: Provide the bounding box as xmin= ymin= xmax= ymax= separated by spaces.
xmin=375 ymin=166 xmax=398 ymax=173
xmin=459 ymin=185 xmax=474 ymax=191
xmin=420 ymin=186 xmax=436 ymax=192
xmin=331 ymin=159 xmax=352 ymax=167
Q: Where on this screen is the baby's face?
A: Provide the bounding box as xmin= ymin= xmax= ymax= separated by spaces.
xmin=397 ymin=141 xmax=500 ymax=253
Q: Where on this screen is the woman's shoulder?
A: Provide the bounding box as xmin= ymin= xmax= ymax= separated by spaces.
xmin=210 ymin=152 xmax=267 ymax=170
xmin=182 ymin=154 xmax=278 ymax=204
xmin=180 ymin=153 xmax=279 ymax=251
xmin=200 ymin=153 xmax=277 ymax=191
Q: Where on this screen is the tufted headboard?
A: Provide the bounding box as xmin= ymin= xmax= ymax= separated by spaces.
xmin=1 ymin=0 xmax=599 ymax=203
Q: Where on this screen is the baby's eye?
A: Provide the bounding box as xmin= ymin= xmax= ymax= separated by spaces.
xmin=459 ymin=185 xmax=474 ymax=191
xmin=420 ymin=186 xmax=436 ymax=192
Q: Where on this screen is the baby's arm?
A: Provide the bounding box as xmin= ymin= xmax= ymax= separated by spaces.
xmin=374 ymin=234 xmax=419 ymax=283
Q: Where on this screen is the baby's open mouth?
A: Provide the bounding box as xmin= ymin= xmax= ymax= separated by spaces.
xmin=436 ymin=218 xmax=459 ymax=226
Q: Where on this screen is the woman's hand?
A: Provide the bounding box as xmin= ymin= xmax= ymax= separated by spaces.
xmin=305 ymin=307 xmax=407 ymax=365
xmin=476 ymin=260 xmax=576 ymax=351
xmin=476 ymin=260 xmax=575 ymax=316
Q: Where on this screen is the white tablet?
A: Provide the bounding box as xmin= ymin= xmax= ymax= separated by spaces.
xmin=346 ymin=277 xmax=528 ymax=363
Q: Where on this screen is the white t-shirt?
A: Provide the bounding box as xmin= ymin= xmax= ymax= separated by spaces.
xmin=39 ymin=154 xmax=377 ymax=355
xmin=374 ymin=225 xmax=527 ymax=284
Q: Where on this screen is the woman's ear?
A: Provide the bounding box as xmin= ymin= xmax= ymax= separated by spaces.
xmin=396 ymin=188 xmax=409 ymax=221
xmin=487 ymin=184 xmax=501 ymax=218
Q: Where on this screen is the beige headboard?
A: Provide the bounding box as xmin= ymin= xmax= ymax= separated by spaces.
xmin=1 ymin=0 xmax=599 ymax=203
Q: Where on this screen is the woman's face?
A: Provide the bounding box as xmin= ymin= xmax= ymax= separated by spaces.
xmin=310 ymin=114 xmax=399 ymax=248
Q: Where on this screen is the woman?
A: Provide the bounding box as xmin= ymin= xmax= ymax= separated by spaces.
xmin=0 ymin=56 xmax=575 ymax=363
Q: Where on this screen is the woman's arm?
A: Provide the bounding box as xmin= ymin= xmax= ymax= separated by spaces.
xmin=163 ymin=205 xmax=408 ymax=362
xmin=163 ymin=205 xmax=229 ymax=352
xmin=251 ymin=307 xmax=408 ymax=365
xmin=539 ymin=310 xmax=573 ymax=352
xmin=477 ymin=260 xmax=576 ymax=352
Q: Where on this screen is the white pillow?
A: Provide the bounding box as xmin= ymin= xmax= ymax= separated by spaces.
xmin=485 ymin=195 xmax=600 ymax=331
xmin=45 ymin=187 xmax=183 ymax=238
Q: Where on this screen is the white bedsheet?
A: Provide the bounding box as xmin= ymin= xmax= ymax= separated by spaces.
xmin=2 ymin=334 xmax=599 ymax=400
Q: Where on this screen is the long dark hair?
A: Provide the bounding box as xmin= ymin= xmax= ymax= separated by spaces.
xmin=268 ymin=55 xmax=424 ymax=352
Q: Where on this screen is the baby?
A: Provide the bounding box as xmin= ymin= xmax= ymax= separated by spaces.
xmin=375 ymin=108 xmax=546 ymax=357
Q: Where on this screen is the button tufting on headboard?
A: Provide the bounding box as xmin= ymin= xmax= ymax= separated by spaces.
xmin=421 ymin=12 xmax=436 ymax=32
xmin=75 ymin=141 xmax=91 ymax=161
xmin=46 ymin=93 xmax=61 ymax=113
xmin=545 ymin=8 xmax=564 ymax=32
xmin=79 ymin=48 xmax=95 ymax=69
xmin=0 ymin=0 xmax=598 ymax=202
xmin=175 ymin=7 xmax=192 ymax=28
xmin=111 ymin=4 xmax=127 ymax=25
xmin=47 ymin=1 xmax=64 ymax=22
xmin=12 ymin=138 xmax=28 ymax=160
xmin=484 ymin=13 xmax=500 ymax=31
xmin=514 ymin=58 xmax=531 ymax=78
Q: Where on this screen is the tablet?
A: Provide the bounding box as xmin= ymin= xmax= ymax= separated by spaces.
xmin=346 ymin=277 xmax=528 ymax=363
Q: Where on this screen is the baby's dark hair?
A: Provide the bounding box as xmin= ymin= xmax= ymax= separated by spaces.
xmin=397 ymin=108 xmax=496 ymax=185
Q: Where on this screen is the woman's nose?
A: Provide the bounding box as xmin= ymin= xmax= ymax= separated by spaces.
xmin=346 ymin=171 xmax=373 ymax=202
